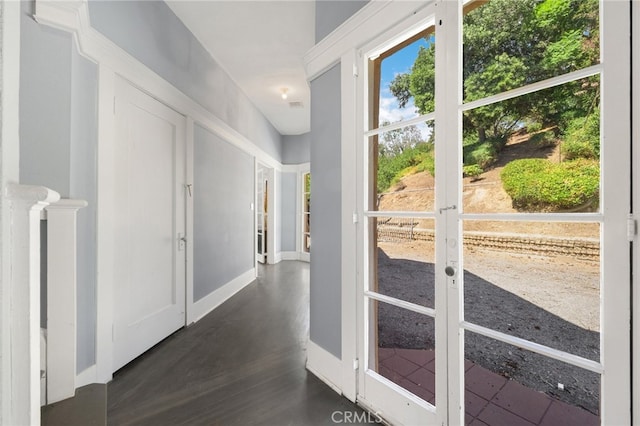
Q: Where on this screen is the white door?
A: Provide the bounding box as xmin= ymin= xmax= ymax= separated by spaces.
xmin=113 ymin=77 xmax=187 ymax=371
xmin=356 ymin=1 xmax=630 ymax=425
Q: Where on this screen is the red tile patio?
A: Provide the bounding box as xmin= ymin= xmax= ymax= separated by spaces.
xmin=377 ymin=348 xmax=599 ymax=426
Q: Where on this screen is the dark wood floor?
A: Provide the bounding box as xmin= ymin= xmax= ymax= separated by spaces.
xmin=107 ymin=261 xmax=371 ymax=425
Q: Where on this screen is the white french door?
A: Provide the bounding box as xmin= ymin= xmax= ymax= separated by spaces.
xmin=355 ymin=1 xmax=630 ymax=425
xmin=112 ymin=77 xmax=187 ymax=371
xmin=256 ymin=165 xmax=267 ymax=264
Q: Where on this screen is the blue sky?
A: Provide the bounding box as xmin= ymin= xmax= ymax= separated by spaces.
xmin=378 ymin=37 xmax=431 ymax=125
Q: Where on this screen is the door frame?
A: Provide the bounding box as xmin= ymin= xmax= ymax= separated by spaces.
xmin=255 ymin=161 xmax=276 ymax=268
xmin=342 ymin=1 xmax=632 ymax=424
xmin=256 ymin=163 xmax=267 ymax=264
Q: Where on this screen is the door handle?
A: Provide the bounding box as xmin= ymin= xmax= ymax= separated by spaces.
xmin=444 ymin=266 xmax=456 ymax=277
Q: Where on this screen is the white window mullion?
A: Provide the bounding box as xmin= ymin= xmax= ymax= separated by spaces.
xmin=435 ymin=1 xmax=464 ymax=425
xmin=599 ymin=1 xmax=631 ymax=424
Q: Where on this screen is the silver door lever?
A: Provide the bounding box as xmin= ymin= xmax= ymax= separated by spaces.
xmin=439 ymin=205 xmax=457 ymax=214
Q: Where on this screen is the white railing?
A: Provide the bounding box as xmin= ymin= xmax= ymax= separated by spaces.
xmin=5 ymin=183 xmax=87 ymax=424
xmin=6 ymin=184 xmax=59 ymax=426
xmin=43 ymin=199 xmax=87 ymax=404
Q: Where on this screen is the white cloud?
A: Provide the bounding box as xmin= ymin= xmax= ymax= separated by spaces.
xmin=377 ymin=88 xmax=432 ymax=141
xmin=378 ymin=94 xmax=418 ymax=124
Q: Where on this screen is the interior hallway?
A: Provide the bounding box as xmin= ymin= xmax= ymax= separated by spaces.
xmin=106 ymin=261 xmax=370 ymax=425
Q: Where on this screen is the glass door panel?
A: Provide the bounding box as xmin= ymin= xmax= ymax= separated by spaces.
xmin=374 ymin=121 xmax=435 ymax=213
xmin=376 ymin=217 xmax=435 ymax=309
xmin=461 ymin=76 xmax=601 ymax=215
xmin=464 ymin=332 xmax=601 ymax=425
xmin=463 ymin=220 xmax=600 ymax=359
xmin=360 ymin=7 xmax=441 ymax=424
xmin=372 ymin=300 xmax=436 ymax=405
xmin=302 ymin=172 xmax=311 ymax=253
xmin=458 ymin=1 xmax=626 ymax=424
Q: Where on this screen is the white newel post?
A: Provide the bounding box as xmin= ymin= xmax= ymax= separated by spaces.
xmin=44 ymin=199 xmax=87 ymax=404
xmin=5 ymin=184 xmax=59 ymax=425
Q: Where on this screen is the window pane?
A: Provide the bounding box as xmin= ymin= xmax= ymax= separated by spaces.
xmin=371 ymin=121 xmax=435 ymax=212
xmin=463 ymin=220 xmax=600 ymax=361
xmin=463 ymin=0 xmax=600 ymax=102
xmin=371 ymin=300 xmax=436 ymax=405
xmin=465 ymin=332 xmax=600 ymax=424
xmin=461 ymin=76 xmax=600 ymax=214
xmin=375 ymin=218 xmax=435 ymax=309
xmin=304 ymin=173 xmax=310 ymax=194
xmin=372 ymin=30 xmax=435 ymax=131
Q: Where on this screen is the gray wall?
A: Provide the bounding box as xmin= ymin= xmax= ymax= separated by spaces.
xmin=282 ymin=133 xmax=311 ymax=165
xmin=315 ymin=0 xmax=369 ymax=42
xmin=309 ymin=64 xmax=342 ymax=357
xmin=21 ymin=0 xmax=286 ymax=372
xmin=69 ymin=47 xmax=98 ymax=372
xmin=280 ymin=172 xmax=298 ymax=252
xmin=20 ymin=0 xmax=98 ymax=373
xmin=88 ymin=0 xmax=283 ymax=162
xmin=193 ymin=124 xmax=255 ymax=301
xmin=20 ymin=1 xmax=72 ymax=196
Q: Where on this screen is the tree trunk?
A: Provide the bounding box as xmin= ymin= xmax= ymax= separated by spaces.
xmin=478 ymin=128 xmax=487 ymax=143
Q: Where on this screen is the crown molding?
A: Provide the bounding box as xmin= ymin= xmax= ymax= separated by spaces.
xmin=304 ymin=1 xmax=431 ymax=81
xmin=34 ymin=0 xmax=283 ymax=170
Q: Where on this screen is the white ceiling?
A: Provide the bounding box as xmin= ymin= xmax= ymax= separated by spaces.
xmin=166 ymin=1 xmax=315 ymax=136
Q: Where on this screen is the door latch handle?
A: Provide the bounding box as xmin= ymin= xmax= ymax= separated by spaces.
xmin=444 ymin=266 xmax=456 ymax=277
xmin=178 ymin=233 xmax=187 ymax=251
xmin=439 ymin=204 xmax=457 ymax=214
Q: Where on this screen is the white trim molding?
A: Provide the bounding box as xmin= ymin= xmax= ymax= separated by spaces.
xmin=304 ymin=1 xmax=433 ymax=81
xmin=34 ymin=0 xmax=282 ymax=171
xmin=75 ymin=365 xmax=97 ymax=389
xmin=306 ymin=340 xmax=343 ymax=395
xmin=279 ymin=251 xmax=301 ymax=261
xmin=1 ymin=0 xmax=22 ymax=423
xmin=632 ymin=2 xmax=640 ymax=424
xmin=189 ymin=269 xmax=256 ymax=325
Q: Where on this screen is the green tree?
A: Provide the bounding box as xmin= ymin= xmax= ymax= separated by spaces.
xmin=389 ymin=0 xmax=599 ymax=148
xmin=379 ymin=121 xmax=425 ymax=157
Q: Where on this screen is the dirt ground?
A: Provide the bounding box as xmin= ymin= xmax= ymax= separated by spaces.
xmin=374 ymin=134 xmax=602 ymax=415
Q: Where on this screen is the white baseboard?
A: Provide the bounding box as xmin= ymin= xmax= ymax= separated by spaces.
xmin=306 ymin=339 xmax=343 ymax=395
xmin=277 ymin=251 xmax=310 ymax=263
xmin=189 ymin=268 xmax=256 ymax=324
xmin=280 ymin=251 xmax=299 ymax=261
xmin=76 ymin=364 xmax=97 ymax=387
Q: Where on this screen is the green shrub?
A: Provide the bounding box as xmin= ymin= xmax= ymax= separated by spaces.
xmin=462 ymin=135 xmax=506 ymax=169
xmin=463 ymin=142 xmax=497 ymax=169
xmin=501 ymin=158 xmax=599 ymax=211
xmin=526 ymin=121 xmax=543 ymax=133
xmin=415 ymin=152 xmax=435 ymax=176
xmin=562 ymin=111 xmax=600 ymax=160
xmin=463 ymin=164 xmax=483 ymax=180
xmin=529 ymin=130 xmax=557 ymax=148
xmin=377 ymin=142 xmax=434 ymax=192
xmin=563 ymin=140 xmax=597 ymax=160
